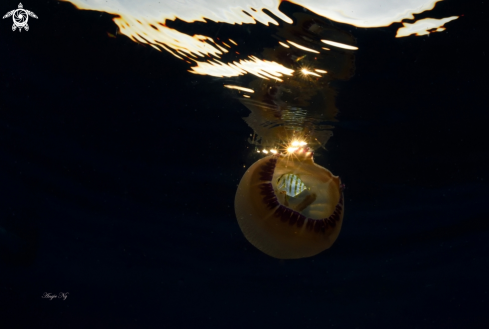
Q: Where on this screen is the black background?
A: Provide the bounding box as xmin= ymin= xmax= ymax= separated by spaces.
xmin=1 ymin=1 xmax=487 ymax=328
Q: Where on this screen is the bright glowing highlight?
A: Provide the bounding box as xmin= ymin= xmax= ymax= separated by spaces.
xmin=224 ymin=85 xmax=255 ymax=93
xmin=287 ymin=41 xmax=320 ymax=53
xmin=396 ymin=16 xmax=459 ymax=37
xmin=321 ymin=39 xmax=358 ymax=50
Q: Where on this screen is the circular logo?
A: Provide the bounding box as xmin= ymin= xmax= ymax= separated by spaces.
xmin=13 ymin=9 xmax=28 ymax=27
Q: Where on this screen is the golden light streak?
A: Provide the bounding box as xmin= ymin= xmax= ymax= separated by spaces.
xmin=287 ymin=41 xmax=320 ymax=53
xmin=189 ymin=56 xmax=294 ymax=80
xmin=321 ymin=39 xmax=358 ymax=50
xmin=314 ymin=69 xmax=327 ymax=73
xmin=212 ymin=42 xmax=230 ymax=54
xmin=223 ymin=85 xmax=255 ymax=93
xmin=229 ymin=39 xmax=238 ymax=46
xmin=300 ymin=68 xmax=321 ymax=77
xmin=396 ymin=16 xmax=459 ymax=37
xmin=243 ymin=95 xmax=251 ymax=98
xmin=270 ymin=149 xmax=278 ymax=154
xmin=279 ymin=41 xmax=290 ymax=48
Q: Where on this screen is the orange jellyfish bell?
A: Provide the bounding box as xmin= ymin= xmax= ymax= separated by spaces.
xmin=235 ymin=149 xmax=344 ymax=259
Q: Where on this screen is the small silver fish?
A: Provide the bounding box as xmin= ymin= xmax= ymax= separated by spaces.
xmin=277 ymin=173 xmax=307 ymax=197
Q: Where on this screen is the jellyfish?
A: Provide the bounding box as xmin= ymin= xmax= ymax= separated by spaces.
xmin=235 ymin=148 xmax=344 ymax=259
xmin=231 ymin=13 xmax=351 ymax=259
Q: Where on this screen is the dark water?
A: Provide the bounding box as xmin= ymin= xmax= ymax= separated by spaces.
xmin=1 ymin=1 xmax=487 ymax=328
